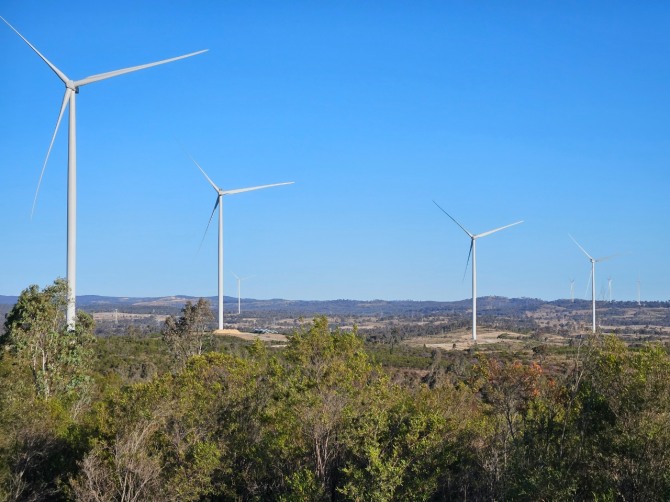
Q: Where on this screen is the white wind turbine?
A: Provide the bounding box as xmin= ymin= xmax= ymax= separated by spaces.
xmin=569 ymin=235 xmax=616 ymax=333
xmin=608 ymin=277 xmax=613 ymax=303
xmin=570 ymin=278 xmax=575 ymax=303
xmin=433 ymin=201 xmax=523 ymax=342
xmin=1 ymin=16 xmax=207 ymax=330
xmin=232 ymin=272 xmax=254 ymax=315
xmin=637 ymin=279 xmax=641 ymax=306
xmin=192 ymin=157 xmax=293 ymax=330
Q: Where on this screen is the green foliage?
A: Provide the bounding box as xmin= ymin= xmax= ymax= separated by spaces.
xmin=7 ymin=304 xmax=670 ymax=500
xmin=575 ymin=336 xmax=670 ymax=500
xmin=339 ymin=384 xmax=479 ymax=501
xmin=0 ymin=353 xmax=89 ymax=501
xmin=3 ymin=279 xmax=95 ymax=402
xmin=0 ymin=280 xmax=96 ymax=499
xmin=161 ymin=298 xmax=214 ymax=367
xmin=92 ymin=335 xmax=170 ymax=387
xmin=366 ymin=342 xmax=436 ymax=370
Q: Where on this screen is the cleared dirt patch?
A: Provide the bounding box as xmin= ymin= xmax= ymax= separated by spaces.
xmin=213 ymin=329 xmax=288 ymax=343
xmin=404 ymin=327 xmax=531 ymax=351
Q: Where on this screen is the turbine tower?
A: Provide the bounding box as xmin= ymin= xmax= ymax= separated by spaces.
xmin=232 ymin=272 xmax=254 ymax=315
xmin=608 ymin=277 xmax=613 ymax=303
xmin=192 ymin=157 xmax=293 ymax=330
xmin=569 ymin=235 xmax=616 ymax=333
xmin=637 ymin=279 xmax=641 ymax=306
xmin=570 ymin=278 xmax=575 ymax=303
xmin=433 ymin=201 xmax=523 ymax=342
xmin=1 ymin=16 xmax=207 ymax=330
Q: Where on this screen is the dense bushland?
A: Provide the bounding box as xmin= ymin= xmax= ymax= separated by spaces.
xmin=3 ymin=283 xmax=670 ymax=500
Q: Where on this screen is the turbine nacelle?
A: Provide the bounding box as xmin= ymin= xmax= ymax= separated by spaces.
xmin=433 ymin=199 xmax=523 ymax=342
xmin=190 ymin=154 xmax=294 ymax=330
xmin=569 ymin=234 xmax=621 ymax=333
xmin=2 ymin=15 xmax=207 ymax=329
xmin=2 ymin=16 xmax=208 ymax=219
xmin=432 ymin=200 xmax=522 ymax=241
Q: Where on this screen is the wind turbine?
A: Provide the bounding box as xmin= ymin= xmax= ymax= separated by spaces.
xmin=192 ymin=157 xmax=293 ymax=330
xmin=569 ymin=235 xmax=616 ymax=333
xmin=570 ymin=278 xmax=575 ymax=303
xmin=433 ymin=201 xmax=523 ymax=342
xmin=1 ymin=16 xmax=207 ymax=330
xmin=232 ymin=272 xmax=254 ymax=315
xmin=637 ymin=279 xmax=641 ymax=306
xmin=608 ymin=277 xmax=613 ymax=303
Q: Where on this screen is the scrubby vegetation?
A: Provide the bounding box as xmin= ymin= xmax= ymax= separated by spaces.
xmin=3 ymin=282 xmax=670 ymax=500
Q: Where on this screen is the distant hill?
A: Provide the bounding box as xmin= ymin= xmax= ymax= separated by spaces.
xmin=2 ymin=294 xmax=669 ymax=333
xmin=1 ymin=294 xmax=544 ymax=316
xmin=2 ymin=294 xmax=666 ymax=315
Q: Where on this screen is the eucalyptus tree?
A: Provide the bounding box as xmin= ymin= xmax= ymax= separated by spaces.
xmin=3 ymin=278 xmax=94 ymax=400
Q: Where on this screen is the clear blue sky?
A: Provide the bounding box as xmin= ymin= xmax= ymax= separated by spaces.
xmin=1 ymin=1 xmax=668 ymax=302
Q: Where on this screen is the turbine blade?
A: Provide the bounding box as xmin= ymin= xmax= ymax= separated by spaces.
xmin=595 ymin=254 xmax=621 ymax=263
xmin=463 ymin=240 xmax=473 ymax=282
xmin=32 ymin=88 xmax=72 ymax=218
xmin=1 ymin=16 xmax=70 ymax=84
xmin=432 ymin=200 xmax=473 ymax=237
xmin=198 ymin=196 xmax=220 ymax=252
xmin=569 ymin=234 xmax=594 ymax=261
xmin=223 ymin=181 xmax=294 ymax=196
xmin=231 ymin=272 xmax=240 ymax=280
xmin=190 ymin=156 xmax=220 ymax=192
xmin=476 ymin=220 xmax=524 ymax=238
xmin=74 ymin=49 xmax=208 ymax=87
xmin=584 ymin=269 xmax=592 ymax=299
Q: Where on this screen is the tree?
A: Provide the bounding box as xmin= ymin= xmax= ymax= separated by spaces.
xmin=161 ymin=298 xmax=214 ymax=367
xmin=2 ymin=278 xmax=95 ymax=401
xmin=574 ymin=336 xmax=670 ymax=500
xmin=70 ymin=352 xmax=261 ymax=501
xmin=0 ymin=279 xmax=95 ymax=500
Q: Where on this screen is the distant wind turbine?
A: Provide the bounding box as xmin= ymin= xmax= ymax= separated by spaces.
xmin=637 ymin=279 xmax=641 ymax=306
xmin=608 ymin=277 xmax=613 ymax=303
xmin=569 ymin=235 xmax=617 ymax=333
xmin=1 ymin=16 xmax=207 ymax=330
xmin=433 ymin=201 xmax=523 ymax=342
xmin=232 ymin=272 xmax=254 ymax=315
xmin=192 ymin=157 xmax=293 ymax=330
xmin=570 ymin=278 xmax=575 ymax=303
